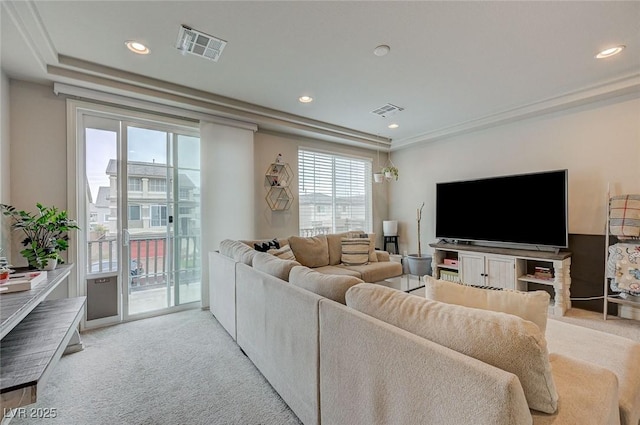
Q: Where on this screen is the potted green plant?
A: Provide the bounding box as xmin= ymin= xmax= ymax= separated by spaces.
xmin=406 ymin=202 xmax=432 ymax=276
xmin=382 ymin=166 xmax=399 ymax=181
xmin=1 ymin=203 xmax=79 ymax=270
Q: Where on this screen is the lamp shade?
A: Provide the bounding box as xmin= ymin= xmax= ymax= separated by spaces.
xmin=383 ymin=220 xmax=398 ymax=236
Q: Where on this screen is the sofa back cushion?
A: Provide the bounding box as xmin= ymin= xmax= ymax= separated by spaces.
xmin=290 ymin=266 xmax=363 ymax=304
xmin=346 ymin=283 xmax=558 ymax=414
xmin=219 ymin=239 xmax=256 ymax=265
xmin=327 ymin=232 xmax=351 ymax=265
xmin=267 ymin=245 xmax=297 ymax=262
xmin=252 ymin=252 xmax=300 ymax=281
xmin=341 ymin=238 xmax=371 ymax=266
xmin=288 ymin=235 xmax=329 ymax=268
xmin=424 ymin=276 xmax=550 ymax=333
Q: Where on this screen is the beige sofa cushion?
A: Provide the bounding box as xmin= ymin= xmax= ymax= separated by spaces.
xmin=268 ymin=245 xmax=297 ymax=261
xmin=363 ymin=233 xmax=378 ymax=263
xmin=341 ymin=262 xmax=403 ymax=283
xmin=219 ymin=239 xmax=256 ymax=265
xmin=252 ymin=252 xmax=300 ymax=281
xmin=327 ymin=232 xmax=350 ymax=265
xmin=546 ymin=319 xmax=640 ymax=425
xmin=532 ymin=354 xmax=620 ymax=425
xmin=424 ymin=276 xmax=550 ymax=333
xmin=346 ymin=283 xmax=558 ymax=413
xmin=288 ymin=235 xmax=329 ymax=268
xmin=290 ymin=266 xmax=363 ymax=304
xmin=313 ymin=265 xmax=362 ymax=278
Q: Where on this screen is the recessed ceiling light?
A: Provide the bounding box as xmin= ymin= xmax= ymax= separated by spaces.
xmin=299 ymin=96 xmax=313 ymax=103
xmin=595 ymin=45 xmax=625 ymax=59
xmin=374 ymin=45 xmax=391 ymax=57
xmin=125 ymin=40 xmax=150 ymax=55
xmin=388 ymin=123 xmax=399 ymax=129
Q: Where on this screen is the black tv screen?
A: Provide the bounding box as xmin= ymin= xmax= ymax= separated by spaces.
xmin=435 ymin=170 xmax=568 ymax=248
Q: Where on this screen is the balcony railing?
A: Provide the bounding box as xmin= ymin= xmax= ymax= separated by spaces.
xmin=87 ymin=235 xmax=200 ymax=290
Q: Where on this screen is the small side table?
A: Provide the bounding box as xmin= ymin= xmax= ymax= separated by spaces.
xmin=383 ymin=236 xmax=399 ymax=255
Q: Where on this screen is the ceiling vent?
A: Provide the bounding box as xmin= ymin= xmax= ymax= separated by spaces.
xmin=371 ymin=103 xmax=404 ymax=118
xmin=176 ymin=25 xmax=227 ymax=62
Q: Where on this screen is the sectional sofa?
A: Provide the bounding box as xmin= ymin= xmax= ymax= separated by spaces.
xmin=208 ymin=237 xmax=640 ymax=425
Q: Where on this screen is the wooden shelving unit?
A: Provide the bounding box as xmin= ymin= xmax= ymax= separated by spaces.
xmin=264 ymin=162 xmax=294 ymax=211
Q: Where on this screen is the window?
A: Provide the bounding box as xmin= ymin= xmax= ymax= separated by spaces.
xmin=89 ymin=212 xmax=98 ymax=222
xmin=149 ymin=178 xmax=167 ymax=192
xmin=151 ymin=205 xmax=168 ymax=226
xmin=128 ymin=177 xmax=142 ymax=191
xmin=128 ymin=205 xmax=141 ymax=221
xmin=298 ymin=149 xmax=372 ymax=236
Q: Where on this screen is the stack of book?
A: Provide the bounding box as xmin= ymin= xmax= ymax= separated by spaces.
xmin=533 ymin=267 xmax=553 ymax=280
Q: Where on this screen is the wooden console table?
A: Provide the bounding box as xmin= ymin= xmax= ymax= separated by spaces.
xmin=0 ymin=265 xmax=86 ymax=410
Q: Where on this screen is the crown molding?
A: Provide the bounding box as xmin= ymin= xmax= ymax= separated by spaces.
xmin=1 ymin=1 xmax=53 ymax=73
xmin=391 ymin=73 xmax=640 ymax=151
xmin=48 ymin=65 xmax=390 ymax=150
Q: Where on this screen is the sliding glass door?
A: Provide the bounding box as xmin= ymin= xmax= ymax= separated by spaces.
xmin=82 ymin=111 xmax=201 ymax=322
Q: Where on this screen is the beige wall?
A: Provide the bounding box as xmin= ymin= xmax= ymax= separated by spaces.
xmin=1 ymin=71 xmax=10 ymax=260
xmin=389 ymin=94 xmax=640 ymax=255
xmin=8 ymin=80 xmax=68 ymax=265
xmin=254 ymin=131 xmax=389 ymax=246
xmin=8 ymin=80 xmax=68 ymax=298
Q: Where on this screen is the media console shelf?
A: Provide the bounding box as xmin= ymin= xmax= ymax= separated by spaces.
xmin=0 ymin=265 xmax=86 ymax=410
xmin=430 ymin=243 xmax=572 ymax=316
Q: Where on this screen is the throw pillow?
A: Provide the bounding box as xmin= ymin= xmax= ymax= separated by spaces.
xmin=289 ymin=266 xmax=363 ymax=304
xmin=346 ymin=283 xmax=558 ymax=414
xmin=252 ymin=252 xmax=300 ymax=282
xmin=267 ymin=245 xmax=297 ymax=262
xmin=288 ymin=235 xmax=330 ymax=268
xmin=341 ymin=238 xmax=370 ymax=266
xmin=424 ymin=276 xmax=550 ymax=333
xmin=254 ymin=238 xmax=280 ymax=252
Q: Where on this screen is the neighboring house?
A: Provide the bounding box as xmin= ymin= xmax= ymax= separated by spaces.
xmin=104 ymin=159 xmax=200 ymax=238
xmin=90 ymin=186 xmax=110 ymax=229
xmin=299 ymin=192 xmax=367 ymax=235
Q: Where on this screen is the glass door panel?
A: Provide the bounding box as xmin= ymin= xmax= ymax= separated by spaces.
xmin=125 ymin=125 xmax=172 ymax=316
xmin=173 ymin=134 xmax=201 ymax=305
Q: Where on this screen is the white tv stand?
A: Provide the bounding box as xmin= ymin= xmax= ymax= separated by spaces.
xmin=430 ymin=242 xmax=572 ymax=316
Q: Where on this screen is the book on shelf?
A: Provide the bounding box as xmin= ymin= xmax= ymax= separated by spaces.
xmin=440 ymin=270 xmax=460 ymax=283
xmin=533 ymin=266 xmax=552 ymax=280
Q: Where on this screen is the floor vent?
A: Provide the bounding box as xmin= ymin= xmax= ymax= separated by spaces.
xmin=371 ymin=103 xmax=404 ymax=118
xmin=176 ymin=25 xmax=227 ymax=62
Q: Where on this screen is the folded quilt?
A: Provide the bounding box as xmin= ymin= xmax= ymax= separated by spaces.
xmin=609 ymin=195 xmax=640 ymax=238
xmin=607 ymin=243 xmax=640 ymax=296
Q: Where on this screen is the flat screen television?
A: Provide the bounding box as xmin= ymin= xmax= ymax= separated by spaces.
xmin=435 ymin=169 xmax=568 ymax=249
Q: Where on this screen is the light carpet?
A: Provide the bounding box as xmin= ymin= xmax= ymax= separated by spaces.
xmin=9 ymin=308 xmax=302 ymax=425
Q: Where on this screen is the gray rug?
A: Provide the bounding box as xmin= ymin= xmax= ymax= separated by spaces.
xmin=9 ymin=309 xmax=302 ymax=425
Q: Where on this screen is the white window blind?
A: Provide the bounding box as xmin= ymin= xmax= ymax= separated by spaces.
xmin=298 ymin=149 xmax=372 ymax=237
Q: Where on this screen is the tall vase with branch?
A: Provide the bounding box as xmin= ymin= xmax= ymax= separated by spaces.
xmin=416 ymin=201 xmax=425 ymax=256
xmin=407 ymin=201 xmax=430 ymax=276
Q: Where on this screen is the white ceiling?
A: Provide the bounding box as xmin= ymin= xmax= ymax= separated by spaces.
xmin=2 ymin=1 xmax=639 ymax=150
